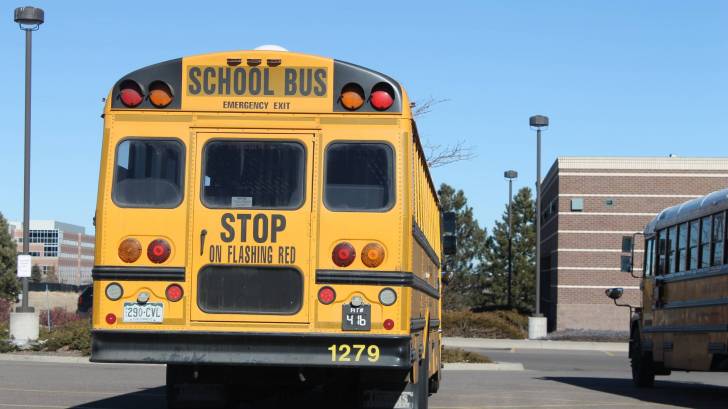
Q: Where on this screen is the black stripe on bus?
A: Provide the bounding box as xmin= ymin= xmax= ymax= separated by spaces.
xmin=657 ymin=264 xmax=728 ymax=284
xmin=92 ymin=266 xmax=185 ymax=281
xmin=315 ymin=270 xmax=440 ymax=299
xmin=413 ymin=221 xmax=441 ymax=268
xmin=663 ymin=297 xmax=728 ymax=310
xmin=410 ymin=318 xmax=426 ymax=331
xmin=643 ymin=324 xmax=728 ymax=334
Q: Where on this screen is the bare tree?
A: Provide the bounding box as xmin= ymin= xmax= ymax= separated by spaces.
xmin=413 ymin=97 xmax=476 ymax=168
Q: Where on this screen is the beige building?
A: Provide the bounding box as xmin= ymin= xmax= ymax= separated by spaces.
xmin=8 ymin=220 xmax=94 ymax=285
xmin=540 ymin=157 xmax=728 ymax=332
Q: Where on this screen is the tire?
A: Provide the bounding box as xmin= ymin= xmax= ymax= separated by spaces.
xmin=630 ymin=329 xmax=655 ymax=388
xmin=413 ymin=348 xmax=429 ymax=409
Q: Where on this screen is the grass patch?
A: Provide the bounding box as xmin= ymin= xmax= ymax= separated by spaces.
xmin=441 ymin=347 xmax=491 ymax=363
xmin=443 ymin=310 xmax=527 ymax=339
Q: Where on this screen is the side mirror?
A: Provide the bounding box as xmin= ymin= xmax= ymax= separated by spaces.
xmin=441 ymin=271 xmax=454 ymax=285
xmin=605 ymin=287 xmax=624 ymax=300
xmin=442 ymin=235 xmax=456 ymax=256
xmin=442 ymin=212 xmax=456 ymax=236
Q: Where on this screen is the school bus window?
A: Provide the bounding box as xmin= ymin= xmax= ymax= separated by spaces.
xmin=644 ymin=238 xmax=654 ymax=276
xmin=678 ymin=222 xmax=688 ymax=272
xmin=202 ymin=141 xmax=305 ymax=209
xmin=324 ymin=143 xmax=394 ymax=211
xmin=701 ymin=216 xmax=712 ymax=268
xmin=657 ymin=230 xmax=666 ymax=275
xmin=112 ymin=139 xmax=184 ymax=208
xmin=689 ymin=219 xmax=699 ymax=270
xmin=712 ymin=212 xmax=725 ymax=266
xmin=667 ymin=225 xmax=677 ymax=274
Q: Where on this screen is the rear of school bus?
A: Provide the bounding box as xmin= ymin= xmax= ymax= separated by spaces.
xmin=90 ymin=49 xmax=444 ymax=408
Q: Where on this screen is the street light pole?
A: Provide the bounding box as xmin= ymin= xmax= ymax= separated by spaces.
xmin=14 ymin=6 xmax=44 ymax=313
xmin=504 ymin=170 xmax=518 ymax=308
xmin=529 ymin=115 xmax=549 ymax=317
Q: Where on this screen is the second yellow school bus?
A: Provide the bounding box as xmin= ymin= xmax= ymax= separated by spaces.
xmin=90 ymin=46 xmax=455 ymax=409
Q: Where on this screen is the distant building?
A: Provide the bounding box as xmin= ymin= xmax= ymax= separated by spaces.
xmin=8 ymin=220 xmax=94 ymax=285
xmin=540 ymin=157 xmax=728 ymax=332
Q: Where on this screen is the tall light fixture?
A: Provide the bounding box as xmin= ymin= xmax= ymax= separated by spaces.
xmin=504 ymin=170 xmax=518 ymax=308
xmin=529 ymin=115 xmax=548 ymax=316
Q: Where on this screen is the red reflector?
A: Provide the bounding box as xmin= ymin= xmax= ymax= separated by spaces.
xmin=119 ymin=80 xmax=144 ymax=108
xmin=105 ymin=313 xmax=117 ymax=325
xmin=383 ymin=319 xmax=395 ymax=330
xmin=165 ymin=284 xmax=183 ymax=302
xmin=318 ymin=286 xmax=336 ymax=305
xmin=147 ymin=239 xmax=171 ymax=264
xmin=369 ymin=83 xmax=395 ymax=111
xmin=332 ymin=242 xmax=355 ymax=267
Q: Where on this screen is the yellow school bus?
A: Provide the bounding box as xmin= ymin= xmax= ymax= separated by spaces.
xmin=90 ymin=46 xmax=455 ymax=409
xmin=608 ymin=187 xmax=728 ymax=387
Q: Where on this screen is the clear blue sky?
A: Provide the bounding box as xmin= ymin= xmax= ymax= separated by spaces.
xmin=1 ymin=1 xmax=726 ymax=233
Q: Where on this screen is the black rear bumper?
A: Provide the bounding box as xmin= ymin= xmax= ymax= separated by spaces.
xmin=91 ymin=330 xmax=413 ymax=369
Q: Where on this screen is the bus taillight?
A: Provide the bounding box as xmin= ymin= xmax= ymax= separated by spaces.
xmin=165 ymin=284 xmax=183 ymax=302
xmin=332 ymin=242 xmax=356 ymax=267
xmin=340 ymin=83 xmax=365 ymax=110
xmin=369 ymin=82 xmax=394 ymax=111
xmin=149 ymin=81 xmax=173 ymax=108
xmin=119 ymin=80 xmax=144 ymax=108
xmin=318 ymin=286 xmax=336 ymax=305
xmin=147 ymin=239 xmax=171 ymax=264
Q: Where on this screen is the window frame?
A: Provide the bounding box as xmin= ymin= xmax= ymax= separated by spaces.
xmin=711 ymin=211 xmax=726 ymax=267
xmin=322 ymin=140 xmax=396 ymax=213
xmin=657 ymin=229 xmax=667 ymax=276
xmin=667 ymin=225 xmax=677 ymax=274
xmin=199 ymin=139 xmax=308 ymax=211
xmin=111 ymin=137 xmax=186 ymax=209
xmin=700 ymin=215 xmax=712 ymax=269
xmin=688 ymin=219 xmax=700 ymax=271
xmin=644 ymin=237 xmax=654 ymax=277
xmin=677 ymin=222 xmax=688 ymax=272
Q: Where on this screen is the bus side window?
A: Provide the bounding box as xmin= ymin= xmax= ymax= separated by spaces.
xmin=689 ymin=220 xmax=699 ymax=270
xmin=657 ymin=230 xmax=666 ymax=275
xmin=678 ymin=222 xmax=688 ymax=272
xmin=644 ymin=238 xmax=654 ymax=277
xmin=667 ymin=225 xmax=677 ymax=274
xmin=701 ymin=216 xmax=712 ymax=269
xmin=712 ymin=212 xmax=725 ymax=266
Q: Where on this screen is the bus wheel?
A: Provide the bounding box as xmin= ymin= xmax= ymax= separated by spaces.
xmin=413 ymin=349 xmax=429 ymax=409
xmin=630 ymin=330 xmax=655 ymax=388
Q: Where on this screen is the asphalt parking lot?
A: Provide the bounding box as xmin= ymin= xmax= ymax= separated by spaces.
xmin=1 ymin=349 xmax=728 ymax=409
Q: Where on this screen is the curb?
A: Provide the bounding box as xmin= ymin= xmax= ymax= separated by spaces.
xmin=443 ymin=337 xmax=628 ymax=352
xmin=443 ymin=362 xmax=524 ymax=371
xmin=0 ymin=353 xmax=91 ymax=364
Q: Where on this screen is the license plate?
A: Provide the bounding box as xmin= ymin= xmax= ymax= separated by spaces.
xmin=342 ymin=304 xmax=371 ymax=331
xmin=122 ymin=302 xmax=164 ymax=323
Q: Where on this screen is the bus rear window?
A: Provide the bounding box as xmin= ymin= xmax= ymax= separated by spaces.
xmin=324 ymin=143 xmax=394 ymax=211
xmin=113 ymin=139 xmax=184 ymax=208
xmin=202 ymin=141 xmax=305 ymax=209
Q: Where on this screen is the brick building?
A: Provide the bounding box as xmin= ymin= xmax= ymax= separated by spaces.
xmin=540 ymin=157 xmax=728 ymax=331
xmin=8 ymin=220 xmax=94 ymax=285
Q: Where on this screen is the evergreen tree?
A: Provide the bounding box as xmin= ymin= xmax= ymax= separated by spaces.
xmin=438 ymin=183 xmax=488 ymax=310
xmin=481 ymin=187 xmax=536 ymax=313
xmin=31 ymin=265 xmax=42 ymax=283
xmin=0 ymin=213 xmax=20 ymax=301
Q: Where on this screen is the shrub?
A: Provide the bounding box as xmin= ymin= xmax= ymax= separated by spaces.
xmin=544 ymin=329 xmax=629 ymax=342
xmin=441 ymin=347 xmax=491 ymax=363
xmin=0 ymin=324 xmax=15 ymax=353
xmin=442 ymin=310 xmax=527 ymax=339
xmin=38 ymin=319 xmax=91 ymax=355
xmin=0 ymin=298 xmax=11 ymax=325
xmin=38 ymin=307 xmax=80 ymax=329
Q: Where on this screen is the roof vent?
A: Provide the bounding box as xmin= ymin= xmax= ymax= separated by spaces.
xmin=254 ymin=44 xmax=288 ymax=52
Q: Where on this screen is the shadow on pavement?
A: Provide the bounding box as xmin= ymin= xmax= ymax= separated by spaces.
xmin=68 ymin=386 xmax=165 ymax=409
xmin=541 ymin=376 xmax=728 ymax=409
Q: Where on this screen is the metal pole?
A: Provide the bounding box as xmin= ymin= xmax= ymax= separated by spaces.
xmin=535 ymin=128 xmax=541 ymax=316
xmin=19 ymin=29 xmax=34 ymax=313
xmin=507 ymin=178 xmax=513 ymax=308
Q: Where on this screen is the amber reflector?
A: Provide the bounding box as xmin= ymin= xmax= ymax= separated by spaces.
xmin=361 ymin=243 xmax=385 ymax=267
xmin=118 ymin=238 xmax=142 ymax=263
xmin=340 ymin=83 xmax=365 ymax=111
xmin=148 ymin=81 xmax=173 ymax=108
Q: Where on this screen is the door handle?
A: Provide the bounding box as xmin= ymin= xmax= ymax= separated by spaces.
xmin=200 ymin=229 xmax=207 ymax=256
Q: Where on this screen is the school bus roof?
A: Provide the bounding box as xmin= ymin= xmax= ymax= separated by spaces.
xmin=106 ymin=50 xmax=411 ymax=116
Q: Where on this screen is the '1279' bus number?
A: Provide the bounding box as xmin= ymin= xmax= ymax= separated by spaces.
xmin=328 ymin=344 xmax=380 ymax=362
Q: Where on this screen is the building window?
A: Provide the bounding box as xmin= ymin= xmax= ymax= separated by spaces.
xmin=712 ymin=212 xmax=725 ymax=266
xmin=621 ymin=255 xmax=631 ymax=273
xmin=570 ymin=198 xmax=584 ymax=212
xmin=605 ymin=198 xmax=614 ymax=207
xmin=621 ymin=236 xmax=633 ymax=253
xmin=701 ymin=216 xmax=712 ymax=269
xmin=678 ymin=222 xmax=688 ymax=272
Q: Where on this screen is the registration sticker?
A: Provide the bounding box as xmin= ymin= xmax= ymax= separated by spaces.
xmin=122 ymin=302 xmax=164 ymax=323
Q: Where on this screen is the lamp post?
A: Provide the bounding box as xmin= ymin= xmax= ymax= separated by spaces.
xmin=504 ymin=170 xmax=518 ymax=308
xmin=14 ymin=6 xmax=44 ymax=314
xmin=529 ymin=115 xmax=548 ymax=328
